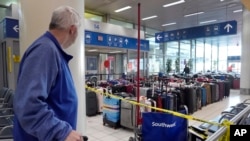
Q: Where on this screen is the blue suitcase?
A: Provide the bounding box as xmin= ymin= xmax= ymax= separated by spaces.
xmin=103 ymin=96 xmax=121 ymax=129
xmin=201 ymin=88 xmax=207 ymax=107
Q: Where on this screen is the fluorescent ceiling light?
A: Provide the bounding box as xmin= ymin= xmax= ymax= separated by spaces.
xmin=88 ymin=49 xmax=98 ymax=52
xmin=162 ymin=22 xmax=176 ymax=26
xmin=110 ymin=51 xmax=122 ymax=53
xmin=184 ymin=11 xmax=204 ymax=17
xmin=233 ymin=9 xmax=243 ymax=13
xmin=163 ymin=0 xmax=185 ymax=8
xmin=114 ymin=6 xmax=132 ymax=13
xmin=200 ymin=20 xmax=217 ymax=24
xmin=142 ymin=15 xmax=158 ymax=21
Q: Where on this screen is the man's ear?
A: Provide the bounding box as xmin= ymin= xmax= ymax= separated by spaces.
xmin=69 ymin=25 xmax=75 ymax=34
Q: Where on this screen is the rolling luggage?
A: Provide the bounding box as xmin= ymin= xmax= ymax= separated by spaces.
xmin=172 ymin=89 xmax=186 ymax=111
xmin=209 ymin=83 xmax=216 ymax=103
xmin=214 ymin=83 xmax=219 ymax=102
xmin=86 ymin=91 xmax=98 ymax=116
xmin=161 ymin=91 xmax=178 ymax=112
xmin=201 ymin=87 xmax=207 ymax=106
xmin=95 ymin=87 xmax=104 ymax=113
xmin=184 ymin=87 xmax=197 ymax=114
xmin=125 ymin=84 xmax=135 ymax=95
xmin=147 ymin=98 xmax=157 ymax=112
xmin=111 ymin=85 xmax=126 ymax=93
xmin=135 ymin=87 xmax=151 ymax=97
xmin=103 ymin=95 xmax=121 ymax=129
xmin=120 ymin=97 xmax=137 ymax=129
xmin=139 ymin=96 xmax=156 ymax=112
xmin=215 ymin=81 xmax=225 ymax=101
xmin=196 ymin=87 xmax=202 ymax=110
xmin=202 ymin=83 xmax=211 ymax=105
xmin=146 ymin=89 xmax=164 ymax=112
xmin=224 ymin=80 xmax=230 ymax=97
xmin=233 ymin=78 xmax=240 ymax=89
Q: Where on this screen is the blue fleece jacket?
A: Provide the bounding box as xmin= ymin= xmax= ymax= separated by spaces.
xmin=13 ymin=31 xmax=78 ymax=141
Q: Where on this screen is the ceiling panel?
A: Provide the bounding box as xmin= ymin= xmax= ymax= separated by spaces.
xmin=0 ymin=0 xmax=243 ymax=48
xmin=85 ymin=0 xmax=243 ymax=47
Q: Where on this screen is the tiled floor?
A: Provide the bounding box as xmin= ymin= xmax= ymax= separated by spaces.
xmin=85 ymin=89 xmax=250 ymax=141
xmin=1 ymin=89 xmax=249 ymax=141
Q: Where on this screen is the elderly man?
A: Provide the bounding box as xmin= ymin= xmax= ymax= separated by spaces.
xmin=13 ymin=6 xmax=83 ymax=141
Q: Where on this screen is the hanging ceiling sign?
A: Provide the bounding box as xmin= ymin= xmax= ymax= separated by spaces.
xmin=155 ymin=20 xmax=237 ymax=43
xmin=85 ymin=30 xmax=150 ymax=51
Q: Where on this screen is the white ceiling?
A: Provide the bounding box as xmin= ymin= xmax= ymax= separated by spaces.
xmin=85 ymin=0 xmax=243 ymax=47
xmin=0 ymin=0 xmax=243 ymax=50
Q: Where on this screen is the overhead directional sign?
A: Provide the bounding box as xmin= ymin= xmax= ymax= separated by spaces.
xmin=228 ymin=56 xmax=241 ymax=61
xmin=155 ymin=20 xmax=237 ymax=43
xmin=2 ymin=17 xmax=19 ymax=38
xmin=85 ymin=30 xmax=150 ymax=51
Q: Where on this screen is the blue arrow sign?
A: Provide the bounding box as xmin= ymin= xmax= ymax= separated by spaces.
xmin=2 ymin=18 xmax=19 ymax=38
xmin=85 ymin=30 xmax=149 ymax=51
xmin=155 ymin=20 xmax=237 ymax=43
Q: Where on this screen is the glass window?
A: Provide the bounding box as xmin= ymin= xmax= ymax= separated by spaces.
xmin=110 ymin=19 xmax=133 ymax=29
xmin=127 ymin=51 xmax=145 ymax=77
xmin=148 ymin=54 xmax=164 ymax=75
xmin=196 ymin=40 xmax=204 ymax=73
xmin=211 ymin=44 xmax=218 ymax=72
xmin=227 ymin=45 xmax=241 ymax=73
xmin=191 ymin=40 xmax=195 ymax=73
xmin=180 ymin=40 xmax=191 ymax=73
xmin=84 ymin=12 xmax=103 ymax=22
xmin=145 ymin=28 xmax=159 ymax=37
xmin=204 ymin=42 xmax=212 ymax=72
xmin=146 ymin=28 xmax=163 ymax=75
xmin=165 ymin=41 xmax=179 ymax=73
xmin=228 ymin=45 xmax=241 ymax=56
xmin=218 ymin=46 xmax=227 ymax=72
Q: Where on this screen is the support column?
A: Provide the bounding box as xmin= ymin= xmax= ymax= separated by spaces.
xmin=19 ymin=0 xmax=85 ymax=134
xmin=240 ymin=8 xmax=250 ymax=95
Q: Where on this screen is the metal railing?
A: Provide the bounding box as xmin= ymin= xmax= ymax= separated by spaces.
xmin=206 ymin=104 xmax=250 ymax=141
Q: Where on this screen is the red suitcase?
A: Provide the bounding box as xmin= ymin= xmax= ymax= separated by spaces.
xmin=233 ymin=78 xmax=240 ymax=89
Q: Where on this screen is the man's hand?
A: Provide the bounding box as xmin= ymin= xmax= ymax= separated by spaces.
xmin=65 ymin=130 xmax=83 ymax=141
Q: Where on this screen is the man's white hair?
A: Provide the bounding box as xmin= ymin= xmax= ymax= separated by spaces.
xmin=49 ymin=6 xmax=81 ymax=30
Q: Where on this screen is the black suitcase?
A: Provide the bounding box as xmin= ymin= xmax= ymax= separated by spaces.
xmin=224 ymin=80 xmax=230 ymax=97
xmin=111 ymin=85 xmax=127 ymax=93
xmin=86 ymin=91 xmax=98 ymax=116
xmin=173 ymin=88 xmax=186 ymax=111
xmin=184 ymin=87 xmax=197 ymax=114
xmin=209 ymin=83 xmax=216 ymax=103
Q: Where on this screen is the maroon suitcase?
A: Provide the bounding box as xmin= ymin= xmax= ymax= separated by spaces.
xmin=216 ymin=81 xmax=225 ymax=101
xmin=233 ymin=78 xmax=240 ymax=89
